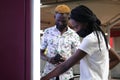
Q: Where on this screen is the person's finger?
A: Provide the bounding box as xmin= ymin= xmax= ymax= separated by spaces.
xmin=61 ymin=57 xmax=66 ymax=61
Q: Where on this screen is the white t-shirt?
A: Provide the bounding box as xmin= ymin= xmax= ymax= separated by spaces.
xmin=79 ymin=31 xmax=109 ymax=80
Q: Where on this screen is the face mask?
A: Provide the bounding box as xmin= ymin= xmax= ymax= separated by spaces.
xmin=56 ymin=23 xmax=67 ymax=31
xmin=77 ymin=27 xmax=93 ymax=38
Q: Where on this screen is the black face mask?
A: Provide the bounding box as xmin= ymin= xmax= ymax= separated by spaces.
xmin=77 ymin=27 xmax=93 ymax=38
xmin=56 ymin=23 xmax=67 ymax=31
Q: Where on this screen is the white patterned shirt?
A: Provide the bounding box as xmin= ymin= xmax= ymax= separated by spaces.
xmin=41 ymin=26 xmax=80 ymax=80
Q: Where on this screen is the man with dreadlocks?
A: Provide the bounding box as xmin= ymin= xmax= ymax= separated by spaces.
xmin=41 ymin=5 xmax=120 ymax=80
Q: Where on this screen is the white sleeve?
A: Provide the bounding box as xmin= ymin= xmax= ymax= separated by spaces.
xmin=78 ymin=36 xmax=97 ymax=56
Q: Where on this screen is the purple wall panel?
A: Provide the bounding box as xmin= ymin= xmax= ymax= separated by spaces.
xmin=25 ymin=0 xmax=31 ymax=80
xmin=0 ymin=0 xmax=31 ymax=80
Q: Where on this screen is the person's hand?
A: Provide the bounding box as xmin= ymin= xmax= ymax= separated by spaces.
xmin=61 ymin=56 xmax=66 ymax=61
xmin=48 ymin=56 xmax=66 ymax=64
xmin=48 ymin=57 xmax=58 ymax=64
xmin=58 ymin=56 xmax=66 ymax=63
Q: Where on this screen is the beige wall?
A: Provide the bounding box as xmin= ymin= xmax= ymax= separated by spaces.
xmin=41 ymin=0 xmax=120 ymax=30
xmin=113 ymin=37 xmax=120 ymax=52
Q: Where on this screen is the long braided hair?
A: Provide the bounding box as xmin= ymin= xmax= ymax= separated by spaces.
xmin=70 ymin=5 xmax=108 ymax=50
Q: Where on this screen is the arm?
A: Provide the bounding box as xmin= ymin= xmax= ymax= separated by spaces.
xmin=40 ymin=29 xmax=51 ymax=62
xmin=40 ymin=49 xmax=50 ymax=62
xmin=40 ymin=29 xmax=58 ymax=64
xmin=41 ymin=49 xmax=87 ymax=80
xmin=40 ymin=33 xmax=58 ymax=64
xmin=109 ymin=48 xmax=120 ymax=70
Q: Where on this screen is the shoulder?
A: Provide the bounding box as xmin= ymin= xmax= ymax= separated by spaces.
xmin=44 ymin=26 xmax=55 ymax=31
xmin=79 ymin=32 xmax=97 ymax=55
xmin=44 ymin=26 xmax=56 ymax=34
xmin=68 ymin=28 xmax=79 ymax=37
xmin=79 ymin=32 xmax=98 ymax=48
xmin=83 ymin=32 xmax=97 ymax=42
xmin=68 ymin=27 xmax=75 ymax=33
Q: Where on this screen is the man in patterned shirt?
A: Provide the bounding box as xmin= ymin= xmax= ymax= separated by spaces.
xmin=40 ymin=4 xmax=80 ymax=80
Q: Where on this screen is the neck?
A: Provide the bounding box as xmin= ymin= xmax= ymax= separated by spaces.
xmin=58 ymin=27 xmax=68 ymax=35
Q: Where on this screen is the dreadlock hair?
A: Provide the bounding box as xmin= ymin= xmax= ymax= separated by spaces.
xmin=70 ymin=5 xmax=108 ymax=51
xmin=91 ymin=20 xmax=108 ymax=51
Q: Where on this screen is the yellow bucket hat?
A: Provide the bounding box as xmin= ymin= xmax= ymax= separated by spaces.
xmin=55 ymin=4 xmax=71 ymax=14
